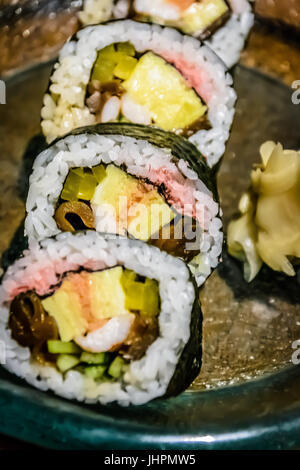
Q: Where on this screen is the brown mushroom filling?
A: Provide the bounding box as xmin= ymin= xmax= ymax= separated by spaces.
xmin=119 ymin=315 xmax=159 ymax=361
xmin=150 ymin=215 xmax=202 ymax=262
xmin=9 ymin=292 xmax=59 ymax=364
xmin=55 ymin=201 xmax=95 ymax=232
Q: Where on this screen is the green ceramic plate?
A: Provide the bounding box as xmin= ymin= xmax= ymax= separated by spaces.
xmin=0 ymin=63 xmax=300 ymax=450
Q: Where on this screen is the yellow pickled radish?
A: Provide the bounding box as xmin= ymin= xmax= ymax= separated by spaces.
xmin=77 ymin=173 xmax=98 ymax=200
xmin=91 ymin=60 xmax=116 ymax=83
xmin=142 ymin=279 xmax=160 ymax=317
xmin=122 ymin=269 xmax=137 ymax=283
xmin=61 ymin=171 xmax=82 ymax=201
xmin=122 ymin=272 xmax=159 ymax=317
xmin=114 ymin=56 xmax=138 ymax=80
xmin=61 ymin=168 xmax=98 ymax=201
xmin=91 ymin=42 xmax=137 ymax=83
xmin=124 ymin=283 xmax=147 ymax=311
xmin=116 ymin=42 xmax=135 ymax=56
xmin=92 ymin=164 xmax=106 ymax=183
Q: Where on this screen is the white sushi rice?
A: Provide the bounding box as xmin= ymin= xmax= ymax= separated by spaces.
xmin=79 ymin=0 xmax=130 ymax=25
xmin=206 ymin=0 xmax=254 ymax=68
xmin=25 ymin=132 xmax=223 ymax=286
xmin=0 ymin=232 xmax=196 ymax=406
xmin=79 ymin=0 xmax=254 ymax=68
xmin=41 ymin=20 xmax=236 ymax=167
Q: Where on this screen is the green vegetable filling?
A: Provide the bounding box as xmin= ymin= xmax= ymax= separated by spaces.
xmin=84 ymin=365 xmax=107 ymax=380
xmin=48 ymin=340 xmax=81 ymax=354
xmin=108 ymin=357 xmax=126 ymax=379
xmin=51 ymin=341 xmax=127 ymax=379
xmin=43 ymin=267 xmax=160 ymax=381
xmin=56 ymin=354 xmax=81 ymax=373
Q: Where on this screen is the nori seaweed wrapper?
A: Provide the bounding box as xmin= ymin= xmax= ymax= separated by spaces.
xmin=166 ymin=281 xmax=202 ymax=397
xmin=1 ymin=221 xmax=28 ymax=277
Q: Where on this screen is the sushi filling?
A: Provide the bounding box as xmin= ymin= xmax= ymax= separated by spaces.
xmin=54 ymin=163 xmax=202 ymax=262
xmin=133 ymin=0 xmax=231 ymax=39
xmin=9 ymin=266 xmax=160 ymax=380
xmin=86 ymin=42 xmax=210 ymax=136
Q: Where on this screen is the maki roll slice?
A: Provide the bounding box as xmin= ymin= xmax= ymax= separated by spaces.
xmin=0 ymin=232 xmax=202 ymax=405
xmin=25 ymin=124 xmax=223 ymax=286
xmin=78 ymin=1 xmax=254 ymax=68
xmin=41 ymin=20 xmax=236 ymax=167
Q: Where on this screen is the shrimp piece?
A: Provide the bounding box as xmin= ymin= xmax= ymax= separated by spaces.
xmin=166 ymin=0 xmax=194 ymax=11
xmin=75 ymin=315 xmax=134 ymax=352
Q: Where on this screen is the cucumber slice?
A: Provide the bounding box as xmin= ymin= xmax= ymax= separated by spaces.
xmin=56 ymin=354 xmax=81 ymax=373
xmin=48 ymin=340 xmax=81 ymax=354
xmin=80 ymin=352 xmax=109 ymax=365
xmin=108 ymin=356 xmax=125 ymax=379
xmin=84 ymin=365 xmax=107 ymax=380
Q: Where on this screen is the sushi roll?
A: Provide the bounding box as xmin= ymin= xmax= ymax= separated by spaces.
xmin=78 ymin=1 xmax=254 ymax=68
xmin=0 ymin=231 xmax=202 ymax=405
xmin=25 ymin=124 xmax=223 ymax=287
xmin=41 ymin=19 xmax=236 ymax=167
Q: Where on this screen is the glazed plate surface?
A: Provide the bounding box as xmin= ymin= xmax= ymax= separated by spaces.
xmin=0 ymin=62 xmax=300 ymax=449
